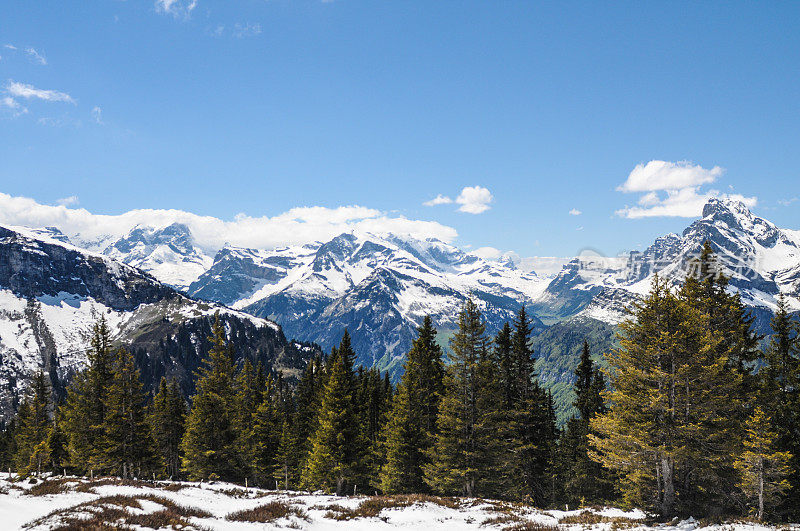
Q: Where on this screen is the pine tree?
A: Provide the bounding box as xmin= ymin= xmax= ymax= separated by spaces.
xmin=47 ymin=408 xmax=68 ymax=474
xmin=590 ymin=276 xmax=740 ymax=517
xmin=61 ymin=318 xmax=115 ymax=473
xmin=679 ymin=250 xmax=755 ymax=513
xmin=274 ymin=396 xmax=299 ymax=490
xmin=234 ymin=359 xmax=262 ymax=480
xmin=302 ymin=334 xmax=362 ymax=495
xmin=380 ymin=316 xmax=444 ymax=494
xmin=180 ymin=313 xmax=241 ymax=481
xmin=734 ymin=406 xmax=791 ymax=520
xmin=557 ymin=341 xmax=612 ymax=506
xmin=99 ymin=348 xmax=158 ymax=479
xmin=250 ymin=376 xmax=282 ymax=486
xmin=504 ymin=305 xmax=557 ymax=504
xmin=424 ymin=299 xmax=501 ymax=497
xmin=13 ymin=371 xmax=52 ymax=476
xmin=759 ymin=294 xmax=800 ymax=518
xmin=292 ymin=355 xmax=322 ymax=480
xmin=148 ymin=378 xmax=187 ymax=478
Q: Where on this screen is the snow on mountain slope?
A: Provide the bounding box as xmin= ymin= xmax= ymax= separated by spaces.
xmin=95 ymin=223 xmax=213 ymax=291
xmin=195 ymin=232 xmax=550 ymax=374
xmin=535 ymin=198 xmax=800 ymax=325
xmin=0 ymin=224 xmax=313 ymax=421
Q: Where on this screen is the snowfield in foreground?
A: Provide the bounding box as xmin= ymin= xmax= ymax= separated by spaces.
xmin=0 ymin=474 xmax=788 ymax=531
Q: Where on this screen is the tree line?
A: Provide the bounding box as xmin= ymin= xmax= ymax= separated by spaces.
xmin=0 ymin=243 xmax=797 ymax=522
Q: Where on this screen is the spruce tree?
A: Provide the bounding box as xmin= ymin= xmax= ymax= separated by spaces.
xmin=302 ymin=336 xmax=361 ymax=495
xmin=292 ymin=355 xmax=322 ymax=479
xmin=148 ymin=378 xmax=186 ymax=478
xmin=233 ymin=359 xmax=262 ymax=479
xmin=61 ymin=317 xmax=114 ymax=473
xmin=99 ymin=348 xmax=157 ymax=479
xmin=250 ymin=376 xmax=282 ymax=486
xmin=513 ymin=306 xmax=557 ymax=503
xmin=557 ymin=341 xmax=612 ymax=506
xmin=380 ymin=316 xmax=444 ymax=494
xmin=13 ymin=371 xmax=52 ymax=476
xmin=734 ymin=406 xmax=791 ymax=520
xmin=759 ymin=294 xmax=800 ymax=518
xmin=590 ymin=276 xmax=740 ymax=517
xmin=424 ymin=299 xmax=500 ymax=497
xmin=180 ymin=313 xmax=241 ymax=481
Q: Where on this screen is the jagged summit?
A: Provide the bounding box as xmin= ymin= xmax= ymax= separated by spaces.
xmin=101 ymin=222 xmax=213 ymax=290
xmin=539 ymin=198 xmax=800 ymax=325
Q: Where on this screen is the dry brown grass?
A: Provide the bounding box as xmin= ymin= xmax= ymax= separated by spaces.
xmin=502 ymin=523 xmax=560 ymax=531
xmin=73 ymin=477 xmax=154 ymax=493
xmin=320 ymin=494 xmax=463 ymax=521
xmin=481 ymin=514 xmax=526 ymax=527
xmin=558 ymin=510 xmax=644 ymax=527
xmin=226 ymin=500 xmax=308 ymax=523
xmin=24 ymin=493 xmax=212 ymax=530
xmin=27 ymin=478 xmax=74 ymax=496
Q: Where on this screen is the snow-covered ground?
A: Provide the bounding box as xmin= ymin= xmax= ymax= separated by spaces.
xmin=0 ymin=474 xmax=790 ymax=531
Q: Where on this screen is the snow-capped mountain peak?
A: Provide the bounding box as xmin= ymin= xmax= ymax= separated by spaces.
xmin=100 ymin=223 xmax=213 ymax=290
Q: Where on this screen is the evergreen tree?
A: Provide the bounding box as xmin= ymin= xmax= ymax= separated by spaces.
xmin=13 ymin=371 xmax=52 ymax=476
xmin=180 ymin=313 xmax=241 ymax=481
xmin=424 ymin=299 xmax=501 ymax=497
xmin=234 ymin=359 xmax=262 ymax=479
xmin=504 ymin=305 xmax=557 ymax=504
xmin=557 ymin=341 xmax=612 ymax=506
xmin=759 ymin=294 xmax=800 ymax=518
xmin=46 ymin=408 xmax=68 ymax=474
xmin=380 ymin=316 xmax=444 ymax=494
xmin=290 ymin=356 xmax=321 ymax=482
xmin=274 ymin=397 xmax=299 ymax=490
xmin=250 ymin=376 xmax=282 ymax=486
xmin=590 ymin=276 xmax=740 ymax=517
xmin=734 ymin=406 xmax=791 ymax=520
xmin=99 ymin=348 xmax=157 ymax=479
xmin=148 ymin=378 xmax=187 ymax=478
xmin=679 ymin=249 xmax=756 ymax=512
xmin=61 ymin=318 xmax=114 ymax=472
xmin=302 ymin=334 xmax=362 ymax=495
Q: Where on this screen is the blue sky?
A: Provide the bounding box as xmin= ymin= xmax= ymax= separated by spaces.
xmin=1 ymin=1 xmax=798 ymax=260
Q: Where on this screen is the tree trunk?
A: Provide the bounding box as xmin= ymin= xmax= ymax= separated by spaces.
xmin=661 ymin=455 xmax=675 ymax=518
xmin=758 ymin=462 xmax=764 ymax=521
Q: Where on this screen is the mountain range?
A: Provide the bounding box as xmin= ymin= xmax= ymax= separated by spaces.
xmin=0 ymin=224 xmax=316 ymax=421
xmin=0 ymin=197 xmax=797 ymax=422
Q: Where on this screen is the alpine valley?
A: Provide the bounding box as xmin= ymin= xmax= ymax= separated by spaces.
xmin=0 ymin=197 xmax=798 ymax=422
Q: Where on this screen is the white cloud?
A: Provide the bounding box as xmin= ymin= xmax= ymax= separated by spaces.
xmin=456 ymin=186 xmax=493 ymax=214
xmin=1 ymin=96 xmax=27 ymax=116
xmin=778 ymin=197 xmax=798 ymax=207
xmin=91 ymin=106 xmax=103 ymax=124
xmin=0 ymin=193 xmax=458 ymax=253
xmin=569 ymin=208 xmax=582 ymax=216
xmin=616 ymin=188 xmax=757 ymax=219
xmin=4 ymin=44 xmax=17 ymax=51
xmin=233 ymin=23 xmax=262 ymax=38
xmin=5 ymin=81 xmax=75 ymax=104
xmin=470 ymin=246 xmax=502 ymax=260
xmin=25 ymin=47 xmax=47 ymax=65
xmin=56 ymin=196 xmax=79 ymax=207
xmin=615 ymin=159 xmax=755 ymax=219
xmin=155 ymin=0 xmax=197 ymax=18
xmin=423 ymin=194 xmax=453 ymax=207
xmin=618 ymin=160 xmax=723 ymax=193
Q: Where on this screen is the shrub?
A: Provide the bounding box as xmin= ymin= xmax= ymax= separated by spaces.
xmin=226 ymin=501 xmax=308 ymax=523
